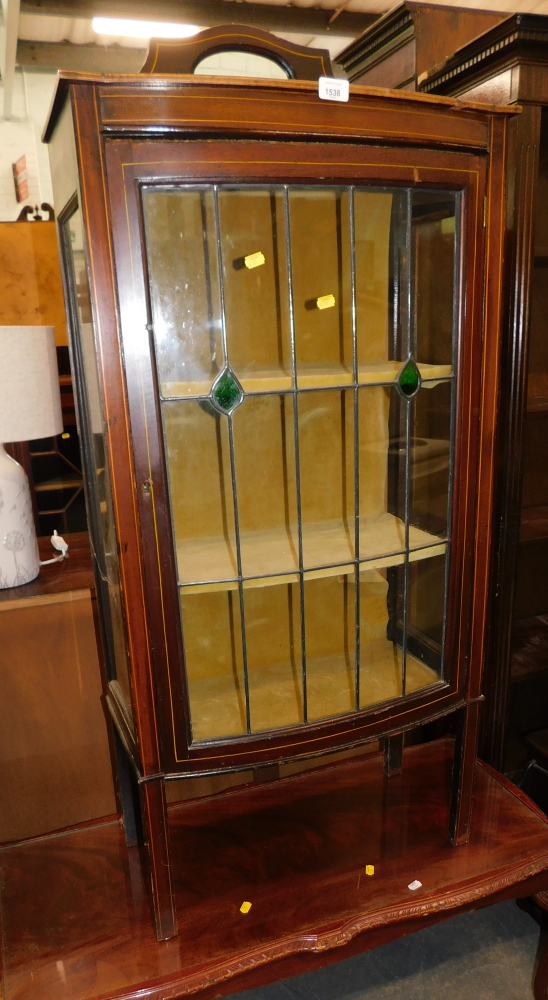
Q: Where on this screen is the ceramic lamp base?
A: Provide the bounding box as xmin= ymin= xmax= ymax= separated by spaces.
xmin=0 ymin=443 xmax=39 ymax=589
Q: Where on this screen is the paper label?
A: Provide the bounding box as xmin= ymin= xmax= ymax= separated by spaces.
xmin=318 ymin=77 xmax=349 ymax=103
xmin=316 ymin=293 xmax=336 ymax=310
xmin=244 ymin=251 xmax=265 ymax=269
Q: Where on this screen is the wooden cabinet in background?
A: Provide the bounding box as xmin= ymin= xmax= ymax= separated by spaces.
xmin=419 ymin=14 xmax=548 ymax=774
xmin=337 ymin=2 xmax=506 ymax=91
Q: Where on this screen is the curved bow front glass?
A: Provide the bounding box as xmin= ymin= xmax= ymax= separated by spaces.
xmin=143 ymin=184 xmax=458 ymax=741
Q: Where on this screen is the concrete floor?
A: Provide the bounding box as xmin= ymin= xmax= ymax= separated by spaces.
xmin=225 ymin=901 xmax=541 ymax=1000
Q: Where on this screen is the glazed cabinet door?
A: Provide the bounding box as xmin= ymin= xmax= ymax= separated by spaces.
xmin=57 ymin=195 xmax=134 ymax=731
xmin=104 ymin=139 xmax=486 ymax=774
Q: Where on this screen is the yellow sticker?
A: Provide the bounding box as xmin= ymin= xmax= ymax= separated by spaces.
xmin=240 ymin=901 xmax=252 ymax=914
xmin=244 ymin=252 xmax=265 ymax=269
xmin=316 ymin=293 xmax=335 ymax=310
xmin=61 ymin=432 xmax=70 ymax=439
xmin=365 ymin=865 xmax=375 ymax=876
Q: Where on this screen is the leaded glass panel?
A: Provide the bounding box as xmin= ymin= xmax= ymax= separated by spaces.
xmin=143 ymin=183 xmax=458 ymax=742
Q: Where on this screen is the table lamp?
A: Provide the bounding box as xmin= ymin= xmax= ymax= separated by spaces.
xmin=0 ymin=326 xmax=63 ymax=589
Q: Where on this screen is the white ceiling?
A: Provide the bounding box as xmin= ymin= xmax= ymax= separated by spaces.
xmin=16 ymin=12 xmax=354 ymax=60
xmin=15 ymin=0 xmax=548 ymax=66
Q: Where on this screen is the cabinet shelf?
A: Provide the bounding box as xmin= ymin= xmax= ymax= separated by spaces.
xmin=178 ymin=513 xmax=446 ymax=593
xmin=163 ymin=362 xmax=452 ymax=398
xmin=520 ymin=505 xmax=548 ymax=543
xmin=510 ymin=615 xmax=548 ymax=681
xmin=188 ymin=643 xmax=439 ymax=741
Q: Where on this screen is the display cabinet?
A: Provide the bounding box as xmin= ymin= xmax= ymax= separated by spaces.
xmin=418 ymin=14 xmax=548 ymax=774
xmin=44 ymin=28 xmax=511 ymax=944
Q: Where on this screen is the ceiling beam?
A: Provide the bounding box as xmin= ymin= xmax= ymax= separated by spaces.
xmin=20 ymin=0 xmax=377 ymax=36
xmin=2 ymin=0 xmax=22 ymax=119
xmin=18 ymin=38 xmax=145 ymax=71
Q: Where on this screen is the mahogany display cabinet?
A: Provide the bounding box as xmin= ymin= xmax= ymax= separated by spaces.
xmin=44 ymin=30 xmax=512 ymax=946
xmin=416 ymin=14 xmax=548 ymax=775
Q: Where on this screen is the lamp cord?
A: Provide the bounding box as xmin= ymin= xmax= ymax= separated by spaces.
xmin=39 ymin=529 xmax=69 ymax=566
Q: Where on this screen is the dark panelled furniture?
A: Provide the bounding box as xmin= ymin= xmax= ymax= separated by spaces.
xmin=419 ymin=14 xmax=548 ymax=774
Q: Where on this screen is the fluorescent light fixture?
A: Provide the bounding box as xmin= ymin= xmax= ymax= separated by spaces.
xmin=92 ymin=17 xmax=202 ymax=39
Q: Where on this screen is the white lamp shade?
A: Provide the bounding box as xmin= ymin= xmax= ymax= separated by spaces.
xmin=0 ymin=326 xmax=63 ymax=443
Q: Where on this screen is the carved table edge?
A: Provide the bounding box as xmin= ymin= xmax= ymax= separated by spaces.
xmin=93 ymin=856 xmax=548 ymax=1000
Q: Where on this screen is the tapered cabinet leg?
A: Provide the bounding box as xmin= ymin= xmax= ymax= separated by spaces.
xmin=450 ymin=702 xmax=480 ymax=846
xmin=139 ymin=778 xmax=178 ymax=940
xmin=383 ymin=733 xmax=404 ymax=776
xmin=112 ymin=727 xmax=141 ymax=848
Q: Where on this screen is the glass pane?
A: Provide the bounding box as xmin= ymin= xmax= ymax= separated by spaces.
xmin=244 ymin=581 xmax=303 ymax=731
xmin=63 ymin=206 xmax=133 ymax=719
xmin=406 ymin=553 xmax=447 ymax=686
xmin=358 ymin=384 xmax=448 ymax=565
xmin=194 ymin=52 xmax=289 ymax=79
xmin=163 ymin=400 xmax=237 ymax=587
xmin=359 ymin=385 xmax=409 ymax=564
xmin=298 ymin=389 xmax=354 ymax=570
xmin=413 ymin=190 xmax=457 ymax=367
xmin=144 ymin=188 xmax=223 ymax=396
xmin=304 ymin=573 xmax=356 ymax=721
xmin=289 ymin=189 xmax=353 ymax=387
xmin=359 ymin=565 xmax=403 ymax=709
xmin=218 ymin=189 xmax=291 ymax=390
xmin=355 ymin=188 xmax=403 ymax=382
xmin=150 ymin=183 xmax=459 ymax=738
xmin=410 ymin=379 xmax=451 ymax=539
xmin=181 ymin=588 xmax=246 ymax=739
xmin=232 ymin=394 xmax=298 ymax=579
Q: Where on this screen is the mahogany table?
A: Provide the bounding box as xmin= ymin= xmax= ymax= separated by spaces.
xmin=2 ymin=739 xmax=548 ymax=1000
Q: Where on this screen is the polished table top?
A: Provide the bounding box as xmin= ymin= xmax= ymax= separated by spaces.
xmin=2 ymin=739 xmax=548 ymax=1000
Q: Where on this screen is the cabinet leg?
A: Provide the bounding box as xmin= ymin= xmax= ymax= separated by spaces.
xmin=383 ymin=734 xmax=403 ymax=776
xmin=113 ymin=727 xmax=141 ymax=848
xmin=450 ymin=702 xmax=480 ymax=846
xmin=139 ymin=778 xmax=178 ymax=941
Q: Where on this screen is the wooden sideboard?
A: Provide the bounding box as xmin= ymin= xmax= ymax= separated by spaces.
xmin=0 ymin=532 xmax=116 ymax=842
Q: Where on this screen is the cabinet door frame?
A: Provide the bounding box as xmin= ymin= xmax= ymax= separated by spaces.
xmin=103 ymin=136 xmax=489 ymax=774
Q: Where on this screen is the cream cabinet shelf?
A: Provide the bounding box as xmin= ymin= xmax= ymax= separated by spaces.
xmin=178 ymin=513 xmax=446 ymax=593
xmin=163 ymin=362 xmax=452 ymax=398
xmin=188 ymin=644 xmax=439 ymax=741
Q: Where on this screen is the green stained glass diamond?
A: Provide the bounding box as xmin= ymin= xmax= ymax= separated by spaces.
xmin=211 ymin=367 xmax=244 ymax=414
xmin=398 ymin=359 xmax=421 ymax=398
